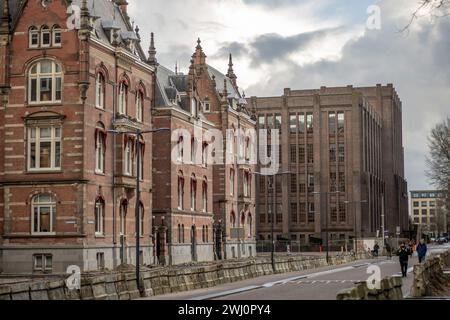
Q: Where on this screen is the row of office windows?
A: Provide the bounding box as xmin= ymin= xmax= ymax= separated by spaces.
xmin=176 ymin=224 xmax=210 ymax=244
xmin=177 ymin=173 xmax=209 ymax=213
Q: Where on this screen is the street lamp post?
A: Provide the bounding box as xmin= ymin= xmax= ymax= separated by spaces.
xmin=108 ymin=127 xmax=169 ymax=291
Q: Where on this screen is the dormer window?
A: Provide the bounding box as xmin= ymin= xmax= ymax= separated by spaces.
xmin=52 ymin=25 xmax=62 ymax=47
xmin=203 ymin=101 xmax=210 ymax=113
xmin=41 ymin=26 xmax=51 ymax=47
xmin=29 ymin=27 xmax=39 ymax=48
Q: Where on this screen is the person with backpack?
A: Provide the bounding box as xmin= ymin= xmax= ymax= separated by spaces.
xmin=416 ymin=239 xmax=428 ymax=263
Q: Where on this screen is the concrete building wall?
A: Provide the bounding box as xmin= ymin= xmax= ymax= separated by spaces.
xmin=250 ymin=85 xmax=399 ymax=243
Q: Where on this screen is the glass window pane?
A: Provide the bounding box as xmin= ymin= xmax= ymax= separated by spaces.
xmin=55 ymin=128 xmax=61 ymax=138
xmin=40 ymin=128 xmax=51 ymax=138
xmin=45 ymin=255 xmax=53 ymax=269
xmin=40 ymin=60 xmax=52 ymax=73
xmin=35 ymin=255 xmax=43 ymax=269
xmin=56 ymin=77 xmax=62 ymax=101
xmin=40 ymin=141 xmax=51 ymax=168
xmin=34 ymin=208 xmax=39 ymax=233
xmin=30 ymin=142 xmax=36 ymax=168
xmin=55 ymin=142 xmax=61 ymax=168
xmin=40 ymin=78 xmax=52 ymax=101
xmin=30 ymin=79 xmax=37 ymax=102
xmin=39 ymin=206 xmax=51 ymax=232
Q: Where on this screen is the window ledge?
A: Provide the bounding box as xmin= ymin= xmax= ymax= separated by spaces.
xmin=95 ymin=234 xmax=106 ymax=238
xmin=27 ymin=170 xmax=63 ymax=174
xmin=95 ymin=106 xmax=106 ymax=111
xmin=95 ymin=171 xmax=106 ymax=176
xmin=27 ymin=102 xmax=63 ymax=107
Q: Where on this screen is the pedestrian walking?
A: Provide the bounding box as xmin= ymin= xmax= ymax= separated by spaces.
xmin=385 ymin=243 xmax=392 ymax=260
xmin=397 ymin=243 xmax=412 ymax=277
xmin=416 ymin=239 xmax=428 ymax=263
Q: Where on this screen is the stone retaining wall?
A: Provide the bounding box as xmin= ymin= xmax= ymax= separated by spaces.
xmin=336 ymin=277 xmax=404 ymax=300
xmin=0 ymin=253 xmax=368 ymax=300
xmin=410 ymin=249 xmax=450 ymax=298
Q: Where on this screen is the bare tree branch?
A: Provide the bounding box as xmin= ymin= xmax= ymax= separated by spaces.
xmin=401 ymin=0 xmax=450 ymax=32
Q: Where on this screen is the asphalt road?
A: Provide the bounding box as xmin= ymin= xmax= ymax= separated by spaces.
xmin=145 ymin=244 xmax=449 ymax=300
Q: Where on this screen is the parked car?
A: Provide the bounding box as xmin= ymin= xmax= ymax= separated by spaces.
xmin=437 ymin=237 xmax=448 ymax=244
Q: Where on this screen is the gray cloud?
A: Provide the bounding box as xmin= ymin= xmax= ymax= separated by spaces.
xmin=214 ymin=27 xmax=344 ymax=67
xmin=245 ymin=7 xmax=450 ymax=190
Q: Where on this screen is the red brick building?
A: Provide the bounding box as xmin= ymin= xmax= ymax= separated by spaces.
xmin=152 ymin=38 xmax=215 ymax=265
xmin=0 ymin=0 xmax=156 ymax=273
xmin=152 ymin=39 xmax=257 ymax=264
xmin=190 ymin=40 xmax=257 ymax=259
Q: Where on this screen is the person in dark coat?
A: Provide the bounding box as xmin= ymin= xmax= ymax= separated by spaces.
xmin=416 ymin=239 xmax=428 ymax=263
xmin=373 ymin=243 xmax=380 ymax=257
xmin=397 ymin=243 xmax=412 ymax=277
xmin=385 ymin=243 xmax=392 ymax=260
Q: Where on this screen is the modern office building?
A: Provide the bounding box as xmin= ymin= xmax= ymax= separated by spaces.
xmin=249 ymin=85 xmax=408 ymax=245
xmin=410 ymin=190 xmax=448 ymax=238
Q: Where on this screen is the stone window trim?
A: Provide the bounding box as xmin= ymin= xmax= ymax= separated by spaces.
xmin=95 ymin=124 xmax=107 ymax=175
xmin=28 ymin=25 xmax=62 ymax=50
xmin=95 ymin=196 xmax=106 ymax=237
xmin=27 ymin=58 xmax=64 ymax=106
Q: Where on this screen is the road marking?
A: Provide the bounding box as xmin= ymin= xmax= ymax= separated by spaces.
xmin=189 ymin=285 xmax=261 ymax=301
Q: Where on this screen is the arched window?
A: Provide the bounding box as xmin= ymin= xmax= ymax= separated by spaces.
xmin=95 ymin=124 xmax=106 ymax=174
xmin=248 ymin=213 xmax=253 ymax=237
xmin=95 ymin=197 xmax=105 ymax=236
xmin=191 ymin=138 xmax=197 ymax=164
xmin=118 ymin=81 xmax=128 ymax=114
xmin=29 ymin=26 xmax=39 ymax=48
xmin=95 ymin=73 xmax=105 ymax=109
xmin=191 ymin=174 xmax=197 ymax=211
xmin=202 ymin=178 xmax=208 ymax=213
xmin=120 ymin=200 xmax=127 ymax=236
xmin=136 ymin=90 xmax=144 ymax=122
xmin=29 ymin=59 xmax=63 ymax=104
xmin=202 ymin=143 xmax=208 ymax=167
xmin=241 ymin=212 xmax=246 ymax=226
xmin=52 ymin=25 xmax=62 ymax=46
xmin=230 ymin=168 xmax=235 ymax=196
xmin=178 ymin=224 xmax=181 ymax=243
xmin=139 ymin=202 xmax=144 ymax=236
xmin=177 ymin=136 xmax=184 ymax=163
xmin=181 ymin=224 xmax=185 ymax=243
xmin=41 ymin=25 xmax=51 ymax=47
xmin=206 ymin=226 xmax=209 ymax=243
xmin=178 ymin=172 xmax=184 ymax=210
xmin=202 ymin=226 xmax=205 ymax=243
xmin=32 ymin=194 xmax=56 ymax=234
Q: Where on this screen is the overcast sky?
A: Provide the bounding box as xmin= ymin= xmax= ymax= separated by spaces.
xmin=129 ymin=0 xmax=450 ymax=191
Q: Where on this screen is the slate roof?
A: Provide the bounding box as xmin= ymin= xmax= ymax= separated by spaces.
xmin=0 ymin=0 xmax=146 ymax=61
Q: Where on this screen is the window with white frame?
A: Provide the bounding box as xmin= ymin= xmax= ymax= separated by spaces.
xmin=203 ymin=101 xmax=210 ymax=113
xmin=95 ymin=73 xmax=105 ymax=109
xmin=177 ymin=136 xmax=184 ymax=163
xmin=41 ymin=26 xmax=51 ymax=47
xmin=120 ymin=201 xmax=127 ymax=236
xmin=52 ymin=25 xmax=62 ymax=47
xmin=202 ymin=179 xmax=208 ymax=213
xmin=32 ymin=194 xmax=56 ymax=234
xmin=29 ymin=59 xmax=63 ymax=104
xmin=33 ymin=254 xmax=53 ymax=272
xmin=191 ymin=175 xmax=197 ymax=211
xmin=136 ymin=91 xmax=144 ymax=122
xmin=124 ymin=138 xmax=133 ymax=176
xmin=230 ymin=169 xmax=235 ymax=196
xmin=118 ymin=82 xmax=128 ymax=115
xmin=95 ymin=198 xmax=105 ymax=236
xmin=178 ymin=174 xmax=184 ymax=210
xmin=95 ymin=129 xmax=106 ymax=174
xmin=29 ymin=26 xmax=39 ymax=48
xmin=28 ymin=126 xmax=61 ymax=171
xmin=191 ymin=138 xmax=197 ymax=164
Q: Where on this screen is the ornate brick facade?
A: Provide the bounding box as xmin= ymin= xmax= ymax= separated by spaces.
xmin=0 ymin=0 xmax=155 ymax=273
